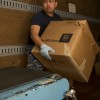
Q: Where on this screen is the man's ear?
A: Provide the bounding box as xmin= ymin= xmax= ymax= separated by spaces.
xmin=55 ymin=2 xmax=58 ymax=7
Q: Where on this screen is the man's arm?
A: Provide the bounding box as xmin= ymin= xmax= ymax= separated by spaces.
xmin=30 ymin=25 xmax=55 ymax=60
xmin=30 ymin=25 xmax=44 ymax=47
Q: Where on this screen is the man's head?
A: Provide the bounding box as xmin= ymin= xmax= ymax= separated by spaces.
xmin=42 ymin=0 xmax=58 ymax=15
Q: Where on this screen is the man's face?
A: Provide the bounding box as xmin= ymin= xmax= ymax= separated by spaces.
xmin=42 ymin=0 xmax=58 ymax=13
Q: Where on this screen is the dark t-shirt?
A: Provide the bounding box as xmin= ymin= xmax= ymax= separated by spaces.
xmin=28 ymin=10 xmax=62 ymax=45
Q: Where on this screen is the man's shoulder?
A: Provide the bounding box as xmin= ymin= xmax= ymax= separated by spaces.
xmin=33 ymin=10 xmax=44 ymax=18
xmin=54 ymin=13 xmax=62 ymax=20
xmin=54 ymin=12 xmax=60 ymax=17
xmin=31 ymin=10 xmax=45 ymax=25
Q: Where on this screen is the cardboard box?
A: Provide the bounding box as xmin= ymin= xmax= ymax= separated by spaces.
xmin=32 ymin=20 xmax=99 ymax=82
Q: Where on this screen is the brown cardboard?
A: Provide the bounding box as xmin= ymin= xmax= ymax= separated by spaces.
xmin=0 ymin=8 xmax=32 ymax=45
xmin=32 ymin=20 xmax=99 ymax=82
xmin=0 ymin=55 xmax=27 ymax=69
xmin=0 ymin=7 xmax=32 ymax=68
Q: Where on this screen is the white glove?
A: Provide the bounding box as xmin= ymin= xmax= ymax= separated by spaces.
xmin=40 ymin=44 xmax=55 ymax=60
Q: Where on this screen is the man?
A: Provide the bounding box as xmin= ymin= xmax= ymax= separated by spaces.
xmin=27 ymin=0 xmax=62 ymax=70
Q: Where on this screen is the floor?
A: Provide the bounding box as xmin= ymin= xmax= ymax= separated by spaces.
xmin=74 ymin=69 xmax=100 ymax=100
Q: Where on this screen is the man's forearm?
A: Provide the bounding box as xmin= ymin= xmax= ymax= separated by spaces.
xmin=31 ymin=34 xmax=44 ymax=47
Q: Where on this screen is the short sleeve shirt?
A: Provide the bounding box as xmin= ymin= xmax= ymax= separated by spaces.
xmin=28 ymin=10 xmax=62 ymax=45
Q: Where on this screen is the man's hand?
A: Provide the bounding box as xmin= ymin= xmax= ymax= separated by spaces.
xmin=40 ymin=44 xmax=55 ymax=60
